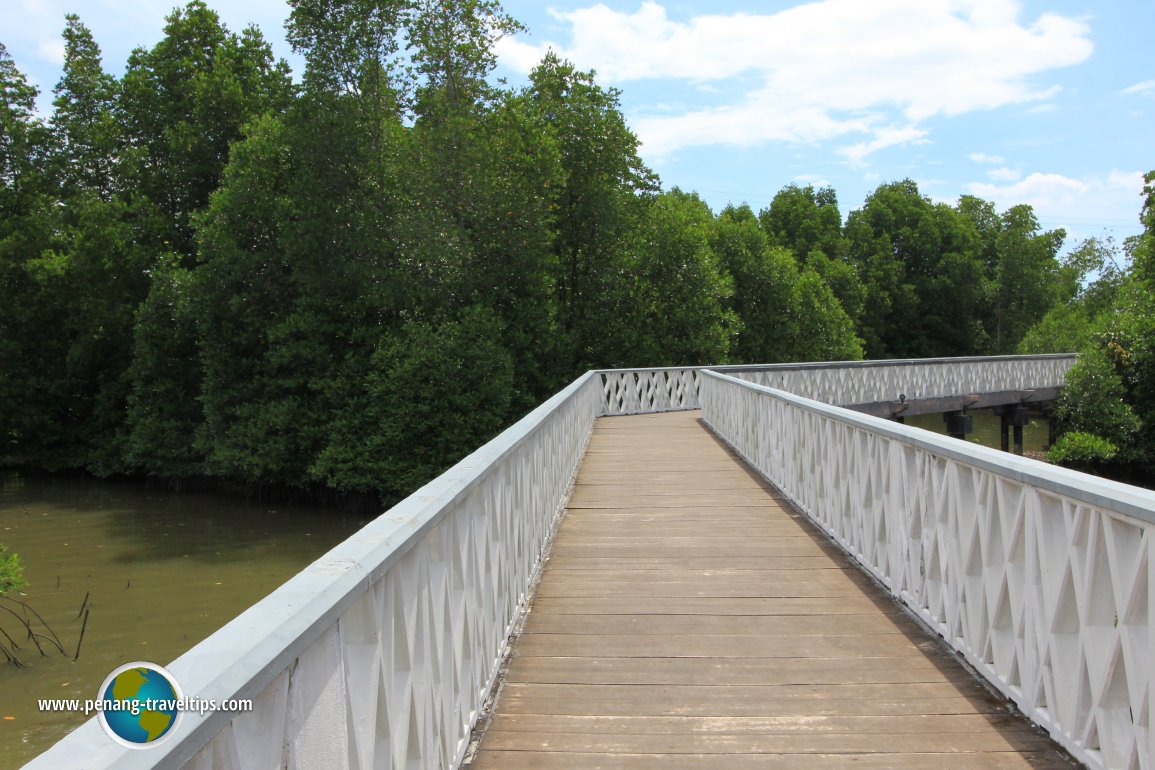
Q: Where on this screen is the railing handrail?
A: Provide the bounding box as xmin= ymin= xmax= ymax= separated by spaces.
xmin=701 ymin=368 xmax=1155 ymax=524
xmin=710 ymin=352 xmax=1077 ymax=374
xmin=594 ymin=352 xmax=1077 ymax=377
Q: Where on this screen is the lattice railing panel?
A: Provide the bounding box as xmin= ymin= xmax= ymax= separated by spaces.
xmin=726 ymin=355 xmax=1076 ymax=407
xmin=600 ymin=367 xmax=701 ymax=415
xmin=701 ymin=370 xmax=1153 ymax=770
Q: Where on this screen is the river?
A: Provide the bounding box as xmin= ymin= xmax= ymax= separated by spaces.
xmin=905 ymin=407 xmax=1051 ymax=454
xmin=0 ymin=472 xmax=370 ymax=766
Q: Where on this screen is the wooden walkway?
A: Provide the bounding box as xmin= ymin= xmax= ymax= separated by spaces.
xmin=467 ymin=411 xmax=1074 ymax=769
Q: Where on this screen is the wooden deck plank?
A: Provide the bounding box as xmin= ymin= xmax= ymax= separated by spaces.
xmin=537 ymin=568 xmax=877 ymax=584
xmin=528 ymin=596 xmax=903 ymax=615
xmin=504 ymin=656 xmax=977 ymax=686
xmin=545 ymin=546 xmax=845 ymax=561
xmin=470 ymin=751 xmax=1072 ymax=769
xmin=513 ymin=633 xmax=932 ymax=658
xmin=496 ymin=681 xmax=1001 ymax=703
xmin=522 ymin=612 xmax=908 ymax=636
xmin=538 ymin=561 xmax=850 ymax=572
xmin=532 ymin=582 xmax=887 ymax=599
xmin=485 ymin=713 xmax=1050 ymax=736
xmin=489 ymin=693 xmax=1013 ymax=718
xmin=465 ymin=411 xmax=1074 ymax=768
xmin=479 ymin=729 xmax=1057 ymax=754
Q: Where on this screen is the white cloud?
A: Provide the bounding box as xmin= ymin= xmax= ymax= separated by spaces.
xmin=987 ymin=167 xmax=1022 ymax=182
xmin=497 ymin=0 xmax=1093 ymax=159
xmin=631 ymin=99 xmax=873 ymax=158
xmin=36 ymin=39 xmax=66 ymax=64
xmin=967 ymin=170 xmax=1146 ymax=237
xmin=838 ymin=126 xmax=930 ymax=164
xmin=794 ymin=174 xmax=832 ymax=187
xmin=970 ymin=152 xmax=1005 ymax=164
xmin=1122 ymin=80 xmax=1155 ymax=95
xmin=969 ymin=172 xmax=1087 ymax=208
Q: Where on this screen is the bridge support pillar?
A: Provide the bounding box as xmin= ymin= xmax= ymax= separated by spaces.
xmin=1011 ymin=405 xmax=1030 ymax=455
xmin=944 ymin=411 xmax=972 ymax=441
xmin=994 ymin=405 xmax=1030 ymax=455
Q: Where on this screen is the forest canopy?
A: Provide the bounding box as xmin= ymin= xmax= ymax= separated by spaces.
xmin=2 ymin=1 xmax=1152 ymax=505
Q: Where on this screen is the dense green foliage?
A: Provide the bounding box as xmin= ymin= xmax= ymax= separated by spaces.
xmin=1046 ymin=432 xmax=1119 ymax=466
xmin=1022 ymin=176 xmax=1155 ymax=479
xmin=2 ymin=3 xmax=1150 ymax=505
xmin=0 ymin=543 xmax=23 ymax=594
xmin=1054 ymin=347 xmax=1141 ymax=448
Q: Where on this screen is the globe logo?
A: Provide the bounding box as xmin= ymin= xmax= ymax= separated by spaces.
xmin=96 ymin=662 xmax=184 ymax=749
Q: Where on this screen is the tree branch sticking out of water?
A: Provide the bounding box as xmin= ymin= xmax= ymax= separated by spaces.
xmin=0 ymin=544 xmax=69 ymax=665
xmin=0 ymin=598 xmax=67 ymax=661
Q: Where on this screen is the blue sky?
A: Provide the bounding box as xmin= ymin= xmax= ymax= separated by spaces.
xmin=5 ymin=0 xmax=1152 ymax=247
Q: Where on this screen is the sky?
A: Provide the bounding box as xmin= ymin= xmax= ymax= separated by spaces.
xmin=4 ymin=0 xmax=1153 ymax=247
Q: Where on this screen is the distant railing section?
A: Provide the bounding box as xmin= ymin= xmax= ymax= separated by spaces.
xmin=29 ymin=373 xmax=603 ymax=770
xmin=597 ymin=355 xmax=1076 ymax=416
xmin=600 ymin=366 xmax=702 ymax=415
xmin=718 ymin=354 xmax=1076 ymax=408
xmin=700 ymin=369 xmax=1154 ymax=770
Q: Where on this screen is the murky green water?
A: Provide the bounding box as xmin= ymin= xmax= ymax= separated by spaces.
xmin=906 ymin=407 xmax=1051 ymax=455
xmin=0 ymin=472 xmax=369 ymax=766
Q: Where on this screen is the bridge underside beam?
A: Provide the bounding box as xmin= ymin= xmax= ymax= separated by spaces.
xmin=847 ymin=387 xmax=1061 ymax=419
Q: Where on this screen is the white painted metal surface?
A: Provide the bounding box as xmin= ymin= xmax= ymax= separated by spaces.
xmin=720 ymin=354 xmax=1076 ymax=407
xmin=700 ymin=369 xmax=1153 ymax=770
xmin=599 ymin=366 xmax=702 ymax=415
xmin=27 ymin=373 xmax=602 ymax=770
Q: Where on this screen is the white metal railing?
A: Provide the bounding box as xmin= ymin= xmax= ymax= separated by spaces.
xmin=700 ymin=369 xmax=1154 ymax=770
xmin=717 ymin=354 xmax=1076 ymax=407
xmin=29 ymin=354 xmax=1088 ymax=769
xmin=28 ymin=373 xmax=602 ymax=770
xmin=597 ymin=355 xmax=1076 ymax=415
xmin=599 ymin=366 xmax=702 ymax=414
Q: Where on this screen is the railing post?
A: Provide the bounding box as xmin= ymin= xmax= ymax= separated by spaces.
xmin=994 ymin=405 xmax=1011 ymax=452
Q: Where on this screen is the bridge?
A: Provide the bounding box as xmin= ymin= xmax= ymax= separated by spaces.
xmin=29 ymin=354 xmax=1155 ymax=770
